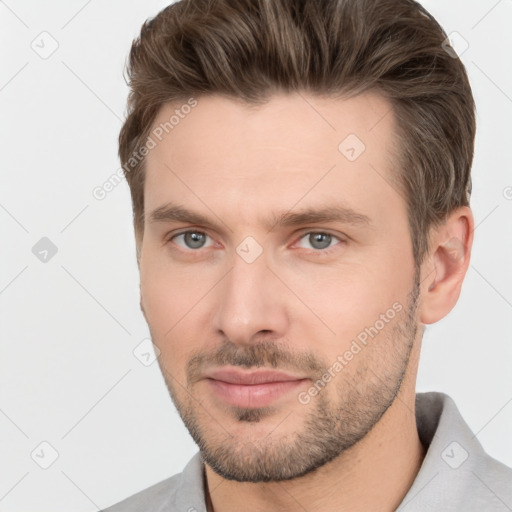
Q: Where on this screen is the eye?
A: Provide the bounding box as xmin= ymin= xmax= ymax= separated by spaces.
xmin=171 ymin=230 xmax=214 ymax=250
xmin=295 ymin=232 xmax=344 ymax=251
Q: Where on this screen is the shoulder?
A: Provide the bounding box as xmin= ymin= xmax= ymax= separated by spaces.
xmin=101 ymin=451 xmax=206 ymax=512
xmin=405 ymin=392 xmax=512 ymax=511
xmin=101 ymin=473 xmax=181 ymax=512
xmin=471 ymin=442 xmax=512 ymax=508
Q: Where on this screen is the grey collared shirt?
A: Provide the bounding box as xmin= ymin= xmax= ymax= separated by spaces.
xmin=103 ymin=392 xmax=512 ymax=511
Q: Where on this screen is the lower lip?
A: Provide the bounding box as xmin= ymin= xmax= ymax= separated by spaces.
xmin=206 ymin=379 xmax=307 ymax=408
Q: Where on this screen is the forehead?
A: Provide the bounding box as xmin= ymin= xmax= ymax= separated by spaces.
xmin=148 ymin=91 xmax=394 ymax=161
xmin=143 ymin=91 xmax=402 ymax=226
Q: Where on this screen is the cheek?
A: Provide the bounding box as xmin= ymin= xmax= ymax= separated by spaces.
xmin=140 ymin=246 xmax=206 ymax=328
xmin=288 ymin=256 xmax=412 ymax=349
xmin=300 ymin=276 xmax=384 ymax=344
xmin=140 ymin=271 xmax=193 ymax=379
xmin=140 ymin=265 xmax=179 ymax=333
xmin=140 ymin=252 xmax=216 ymax=371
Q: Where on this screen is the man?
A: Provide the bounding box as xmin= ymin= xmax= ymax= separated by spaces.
xmin=105 ymin=0 xmax=512 ymax=510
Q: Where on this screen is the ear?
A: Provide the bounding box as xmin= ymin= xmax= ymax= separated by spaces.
xmin=419 ymin=206 xmax=474 ymax=324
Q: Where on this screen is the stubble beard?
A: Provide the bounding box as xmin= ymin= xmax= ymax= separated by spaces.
xmin=157 ymin=274 xmax=420 ymax=483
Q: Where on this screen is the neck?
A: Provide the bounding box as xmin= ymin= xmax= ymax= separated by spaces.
xmin=204 ymin=347 xmax=425 ymax=512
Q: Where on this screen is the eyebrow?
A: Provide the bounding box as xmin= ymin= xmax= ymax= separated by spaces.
xmin=147 ymin=202 xmax=372 ymax=231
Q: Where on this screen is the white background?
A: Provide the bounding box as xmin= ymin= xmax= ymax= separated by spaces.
xmin=1 ymin=1 xmax=511 ymax=510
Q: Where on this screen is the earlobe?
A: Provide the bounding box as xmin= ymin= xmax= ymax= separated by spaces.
xmin=419 ymin=207 xmax=474 ymax=324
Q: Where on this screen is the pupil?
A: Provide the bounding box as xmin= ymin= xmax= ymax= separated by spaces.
xmin=310 ymin=233 xmax=331 ymax=249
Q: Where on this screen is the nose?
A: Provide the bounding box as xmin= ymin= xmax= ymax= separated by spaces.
xmin=211 ymin=248 xmax=290 ymax=345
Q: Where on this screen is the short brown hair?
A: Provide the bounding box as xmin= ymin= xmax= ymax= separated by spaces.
xmin=119 ymin=0 xmax=475 ymax=266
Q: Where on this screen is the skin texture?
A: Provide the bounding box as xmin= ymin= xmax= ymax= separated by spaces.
xmin=139 ymin=92 xmax=474 ymax=511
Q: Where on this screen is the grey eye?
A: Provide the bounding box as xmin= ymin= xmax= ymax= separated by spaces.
xmin=183 ymin=231 xmax=208 ymax=249
xmin=308 ymin=233 xmax=332 ymax=250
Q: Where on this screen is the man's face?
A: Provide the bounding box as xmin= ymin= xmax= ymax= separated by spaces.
xmin=139 ymin=92 xmax=421 ymax=482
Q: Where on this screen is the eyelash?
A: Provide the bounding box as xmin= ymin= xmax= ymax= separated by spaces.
xmin=166 ymin=230 xmax=346 ymax=255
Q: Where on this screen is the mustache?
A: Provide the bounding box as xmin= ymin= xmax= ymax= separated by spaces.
xmin=186 ymin=339 xmax=326 ymax=386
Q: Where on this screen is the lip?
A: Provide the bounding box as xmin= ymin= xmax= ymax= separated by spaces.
xmin=204 ymin=368 xmax=308 ymax=408
xmin=206 ymin=368 xmax=305 ymax=385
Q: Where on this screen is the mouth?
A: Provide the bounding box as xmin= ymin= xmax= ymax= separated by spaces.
xmin=204 ymin=367 xmax=309 ymax=409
